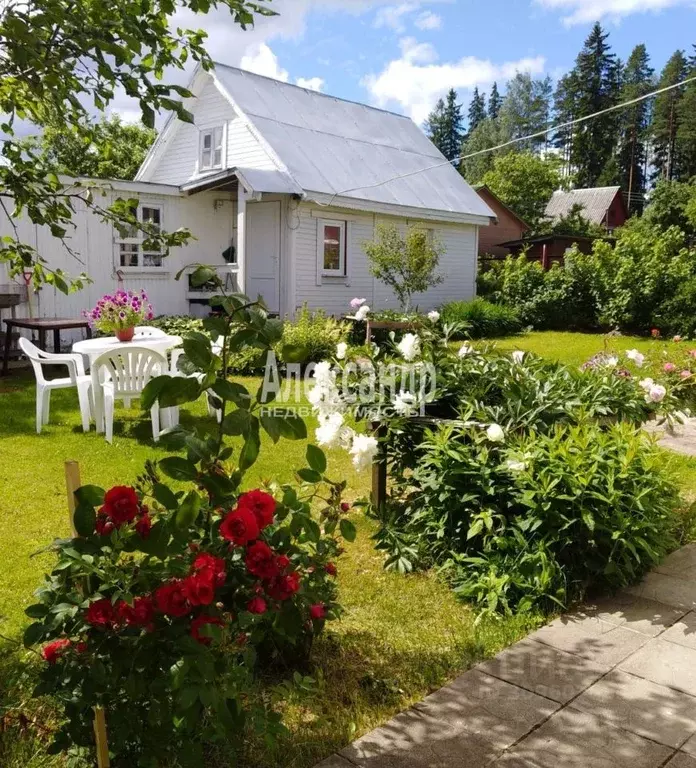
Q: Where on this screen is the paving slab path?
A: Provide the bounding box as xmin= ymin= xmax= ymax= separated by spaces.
xmin=315 ymin=544 xmax=696 ymax=768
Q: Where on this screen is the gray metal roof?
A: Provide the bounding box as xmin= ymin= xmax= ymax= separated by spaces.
xmin=545 ymin=187 xmax=621 ymax=225
xmin=212 ymin=63 xmax=494 ymax=220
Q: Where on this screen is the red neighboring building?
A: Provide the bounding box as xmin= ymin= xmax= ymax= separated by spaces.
xmin=545 ymin=186 xmax=628 ymax=233
xmin=474 ymin=185 xmax=529 ymax=259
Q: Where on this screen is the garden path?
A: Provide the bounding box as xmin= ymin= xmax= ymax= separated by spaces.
xmin=648 ymin=418 xmax=696 ymax=458
xmin=315 ymin=544 xmax=696 ymax=768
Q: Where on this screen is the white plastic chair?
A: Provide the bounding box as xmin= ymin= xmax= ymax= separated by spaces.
xmin=91 ymin=347 xmax=169 ymax=444
xmin=134 ymin=326 xmax=167 ymax=338
xmin=19 ymin=337 xmax=92 ymax=434
xmin=169 ymin=341 xmax=223 ymax=424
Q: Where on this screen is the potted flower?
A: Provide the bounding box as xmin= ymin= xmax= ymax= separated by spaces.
xmin=84 ymin=290 xmax=154 ymax=341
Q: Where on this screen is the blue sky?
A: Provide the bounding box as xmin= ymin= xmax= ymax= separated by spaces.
xmin=118 ymin=0 xmax=696 ymax=127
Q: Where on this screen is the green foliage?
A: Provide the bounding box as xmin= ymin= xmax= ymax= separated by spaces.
xmin=151 ymin=315 xmax=204 ymax=336
xmin=652 ymin=50 xmax=689 ymax=182
xmin=424 ymin=89 xmax=464 ymax=162
xmin=642 ymin=179 xmax=696 ymax=238
xmin=440 ymin=299 xmax=523 ymax=339
xmin=460 ymin=118 xmax=511 ymax=183
xmin=363 ymin=224 xmax=444 ymax=312
xmin=546 ymin=203 xmax=607 ymax=237
xmin=481 ymin=152 xmax=562 ymax=230
xmin=278 ymin=305 xmax=349 ymax=364
xmin=497 ymin=74 xmax=553 ymax=154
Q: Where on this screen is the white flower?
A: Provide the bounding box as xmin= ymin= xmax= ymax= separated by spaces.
xmin=486 ymin=424 xmax=505 ymax=443
xmin=354 ymin=305 xmax=370 ymax=322
xmin=646 ymin=384 xmax=666 ymax=403
xmin=315 ymin=412 xmax=348 ymax=449
xmin=427 ymin=310 xmax=440 ymax=322
xmin=350 ymin=433 xmax=379 ymax=471
xmin=605 ymin=356 xmax=619 ymax=368
xmin=397 ymin=333 xmax=421 ymax=362
xmin=336 ymin=342 xmax=348 ymax=360
xmin=639 ymin=377 xmax=655 ymax=391
xmin=313 ymin=361 xmax=335 ymax=386
xmin=393 ymin=390 xmax=418 ymax=416
xmin=511 ymin=350 xmax=525 ymax=364
xmin=626 ymin=349 xmax=645 ymax=367
xmin=458 ymin=343 xmax=473 ymax=358
xmin=350 ymin=297 xmax=366 ymax=309
xmin=506 ymin=459 xmax=527 ymax=472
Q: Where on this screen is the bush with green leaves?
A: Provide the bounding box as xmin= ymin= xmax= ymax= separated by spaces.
xmin=22 ymin=268 xmax=355 ymax=766
xmin=278 ymin=304 xmax=348 ymax=364
xmin=439 ymin=299 xmax=523 ymax=339
xmin=151 ymin=315 xmax=204 ymax=337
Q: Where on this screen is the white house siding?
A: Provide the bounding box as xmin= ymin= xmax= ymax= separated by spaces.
xmin=291 ymin=202 xmax=478 ymax=317
xmin=225 ymin=117 xmax=278 ymax=172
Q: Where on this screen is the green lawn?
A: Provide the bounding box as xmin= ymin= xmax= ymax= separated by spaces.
xmin=0 ymin=370 xmax=540 ymax=768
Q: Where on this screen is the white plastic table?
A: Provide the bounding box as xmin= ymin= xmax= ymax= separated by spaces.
xmin=72 ymin=334 xmax=183 ymax=365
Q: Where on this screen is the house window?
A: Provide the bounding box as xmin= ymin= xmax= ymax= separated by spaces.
xmin=320 ymin=219 xmax=346 ymax=276
xmin=117 ymin=204 xmax=164 ymax=268
xmin=200 ymin=127 xmax=223 ymax=171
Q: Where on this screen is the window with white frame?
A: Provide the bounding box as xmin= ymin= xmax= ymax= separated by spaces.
xmin=320 ymin=219 xmax=347 ymax=276
xmin=117 ymin=204 xmax=164 ymax=268
xmin=199 ymin=127 xmax=223 ymax=171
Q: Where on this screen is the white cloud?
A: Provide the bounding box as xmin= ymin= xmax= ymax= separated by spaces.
xmin=296 ymin=76 xmax=325 ymax=91
xmin=535 ymin=0 xmax=694 ymax=25
xmin=239 ymin=43 xmax=289 ymax=81
xmin=373 ymin=2 xmax=419 ymax=31
xmin=364 ymin=38 xmax=545 ymax=123
xmin=414 ymin=10 xmax=442 ymax=28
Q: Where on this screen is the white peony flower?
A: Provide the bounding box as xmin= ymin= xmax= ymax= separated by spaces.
xmin=336 ymin=342 xmax=348 ymax=360
xmin=639 ymin=377 xmax=655 ymax=391
xmin=486 ymin=424 xmax=505 ymax=443
xmin=354 ymin=305 xmax=370 ymax=322
xmin=350 ymin=297 xmax=366 ymax=309
xmin=393 ymin=390 xmax=418 ymax=416
xmin=506 ymin=459 xmax=527 ymax=472
xmin=626 ymin=349 xmax=645 ymax=367
xmin=315 ymin=412 xmax=348 ymax=449
xmin=511 ymin=350 xmax=525 ymax=364
xmin=350 ymin=433 xmax=379 ymax=471
xmin=605 ymin=356 xmax=619 ymax=367
xmin=313 ymin=361 xmax=335 ymax=386
xmin=397 ymin=333 xmax=421 ymax=362
xmin=427 ymin=310 xmax=440 ymax=322
xmin=646 ymin=383 xmax=666 ymax=403
xmin=458 ymin=343 xmax=473 ymax=358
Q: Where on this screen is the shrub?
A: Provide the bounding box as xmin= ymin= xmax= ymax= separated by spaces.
xmin=151 ymin=315 xmax=204 ymax=336
xmin=279 ymin=304 xmax=348 ymax=363
xmin=440 ymin=299 xmax=523 ymax=339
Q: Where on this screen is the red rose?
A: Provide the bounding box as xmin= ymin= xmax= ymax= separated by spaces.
xmin=340 ymin=502 xmax=351 ymax=512
xmin=85 ymin=598 xmax=117 ymax=629
xmin=238 ymin=490 xmax=276 ymax=529
xmin=324 ymin=562 xmax=337 ymax=577
xmin=95 ymin=513 xmax=115 ymax=536
xmin=245 ymin=541 xmax=278 ymax=579
xmin=76 ymin=641 xmax=88 ymax=654
xmin=651 ymin=328 xmax=661 ymax=338
xmin=135 ymin=513 xmax=152 ymax=539
xmin=275 ymin=554 xmax=290 ymax=571
xmin=42 ymin=638 xmax=71 ymax=664
xmin=102 ymin=486 xmax=139 ymax=525
xmin=154 ymin=580 xmax=190 ymax=617
xmin=266 ymin=570 xmax=301 ymax=601
xmin=190 ymin=614 xmax=224 ymax=646
xmin=220 ymin=507 xmax=259 ymax=546
xmin=247 ymin=596 xmax=267 ymax=614
xmin=309 ymin=603 xmax=326 ymax=620
xmin=192 ymin=552 xmax=226 ymax=588
xmin=182 ymin=572 xmax=215 ymax=607
xmin=118 ymin=596 xmax=155 ymax=630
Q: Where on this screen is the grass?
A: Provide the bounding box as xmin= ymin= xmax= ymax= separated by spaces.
xmin=0 ymin=370 xmax=541 ymax=768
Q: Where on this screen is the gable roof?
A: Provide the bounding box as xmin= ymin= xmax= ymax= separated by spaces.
xmin=474 ymin=185 xmax=529 ymax=230
xmin=545 ymin=187 xmax=621 ymax=225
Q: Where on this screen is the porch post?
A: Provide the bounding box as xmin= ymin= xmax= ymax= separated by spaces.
xmin=237 ymin=183 xmax=247 ymax=296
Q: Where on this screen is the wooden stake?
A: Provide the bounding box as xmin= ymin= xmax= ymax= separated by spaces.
xmin=64 ymin=460 xmax=110 ymax=768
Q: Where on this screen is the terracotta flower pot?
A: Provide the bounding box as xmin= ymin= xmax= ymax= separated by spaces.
xmin=116 ymin=327 xmax=135 ymax=342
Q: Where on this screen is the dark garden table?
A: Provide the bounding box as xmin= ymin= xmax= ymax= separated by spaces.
xmin=2 ymin=317 xmax=92 ymax=375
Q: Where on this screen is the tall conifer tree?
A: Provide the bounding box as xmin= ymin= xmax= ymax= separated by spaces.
xmin=676 ymin=45 xmax=696 ymax=180
xmin=425 ymin=89 xmax=464 ymax=162
xmin=468 ymin=88 xmax=487 ymax=134
xmin=488 ymin=82 xmax=502 ymax=120
xmin=652 ymin=50 xmax=688 ymax=181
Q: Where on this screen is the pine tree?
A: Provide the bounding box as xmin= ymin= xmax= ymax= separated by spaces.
xmin=488 ymin=82 xmax=502 ymax=121
xmin=425 ymin=90 xmax=464 ymax=162
xmin=468 ymin=88 xmax=487 ymax=134
xmin=460 ymin=118 xmax=512 ymax=183
xmin=676 ymin=45 xmax=696 ymax=180
xmin=553 ymin=72 xmax=580 ymax=178
xmin=652 ymin=50 xmax=688 ymax=181
xmin=616 ymin=44 xmax=654 ymax=213
xmin=499 ymin=73 xmax=552 ymax=152
xmin=567 ymin=22 xmax=621 ymax=187
xmin=424 ymin=97 xmax=447 ymax=155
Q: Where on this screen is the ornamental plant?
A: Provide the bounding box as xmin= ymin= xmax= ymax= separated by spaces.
xmin=24 ymin=267 xmax=354 ymax=766
xmin=83 ymin=289 xmax=154 ymax=334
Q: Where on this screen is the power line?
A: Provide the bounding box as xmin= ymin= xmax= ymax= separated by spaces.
xmin=317 ymin=73 xmax=696 ymax=208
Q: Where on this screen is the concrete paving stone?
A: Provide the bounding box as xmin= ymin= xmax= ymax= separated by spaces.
xmin=490 ymin=754 xmax=540 ymax=767
xmin=338 ymin=707 xmax=502 ymax=768
xmin=655 ymin=545 xmax=696 ymax=578
xmin=529 ymin=615 xmax=649 ymax=666
xmin=572 ymin=669 xmax=696 ymax=748
xmin=477 ymin=637 xmax=610 ymax=704
xmin=626 ymin=572 xmax=696 ymax=611
xmin=577 ymin=593 xmax=685 ymax=637
xmin=663 ymin=612 xmax=696 ymax=651
xmin=413 ymin=669 xmax=558 ymax=751
xmin=499 ymin=707 xmax=672 ymax=768
xmin=619 ymin=639 xmax=696 ymax=697
xmin=666 ymin=753 xmax=696 ymax=768
xmin=678 ymin=731 xmax=696 ymax=758
xmin=314 ymin=757 xmax=355 ymax=768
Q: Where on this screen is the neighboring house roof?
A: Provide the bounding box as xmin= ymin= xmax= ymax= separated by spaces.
xmin=474 ymin=185 xmax=530 ymax=230
xmin=545 ymin=187 xmax=621 ymax=225
xmin=501 ymin=233 xmax=609 ymax=248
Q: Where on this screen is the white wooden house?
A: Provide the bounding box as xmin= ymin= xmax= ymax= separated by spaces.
xmin=1 ymin=63 xmax=494 ymax=323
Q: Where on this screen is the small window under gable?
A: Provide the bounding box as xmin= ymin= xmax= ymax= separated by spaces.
xmin=199 ymin=126 xmax=224 ymax=171
xmin=319 ymin=219 xmax=347 ymax=276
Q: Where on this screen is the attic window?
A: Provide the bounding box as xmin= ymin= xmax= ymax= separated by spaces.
xmin=200 ymin=127 xmax=223 ymax=171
